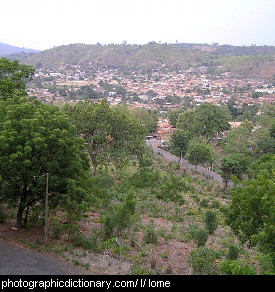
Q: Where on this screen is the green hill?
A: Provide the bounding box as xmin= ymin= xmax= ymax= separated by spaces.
xmin=18 ymin=42 xmax=275 ymax=79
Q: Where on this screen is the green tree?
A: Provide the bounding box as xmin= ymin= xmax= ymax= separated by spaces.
xmin=0 ymin=58 xmax=34 ymax=100
xmin=168 ymin=108 xmax=184 ymax=127
xmin=187 ymin=247 xmax=217 ymax=275
xmin=177 ymin=103 xmax=230 ymax=141
xmin=225 ymin=175 xmax=275 ymax=258
xmin=204 ymin=210 xmax=218 ymax=235
xmin=129 ymin=107 xmax=158 ymax=134
xmin=253 ymin=127 xmax=275 ymax=155
xmin=221 ymin=120 xmax=254 ymax=155
xmin=170 ymin=129 xmax=192 ymax=162
xmin=220 ymin=153 xmax=250 ymax=188
xmin=186 ymin=140 xmax=214 ymax=170
xmin=64 ymin=100 xmax=145 ymax=176
xmin=219 ymin=260 xmax=257 ymax=275
xmin=0 ymin=97 xmax=90 ymax=228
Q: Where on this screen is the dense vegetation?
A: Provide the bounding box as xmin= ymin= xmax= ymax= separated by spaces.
xmin=0 ymin=58 xmax=274 ymax=275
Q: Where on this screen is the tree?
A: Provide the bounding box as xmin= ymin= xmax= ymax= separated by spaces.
xmin=187 ymin=247 xmax=217 ymax=275
xmin=225 ymin=175 xmax=275 ymax=259
xmin=168 ymin=108 xmax=184 ymax=127
xmin=177 ymin=103 xmax=230 ymax=141
xmin=204 ymin=210 xmax=218 ymax=235
xmin=170 ymin=129 xmax=192 ymax=162
xmin=64 ymin=100 xmax=145 ymax=176
xmin=0 ymin=97 xmax=90 ymax=228
xmin=220 ymin=153 xmax=250 ymax=188
xmin=129 ymin=107 xmax=158 ymax=134
xmin=0 ymin=58 xmax=34 ymax=100
xmin=186 ymin=140 xmax=214 ymax=170
xmin=221 ymin=120 xmax=254 ymax=155
xmin=253 ymin=127 xmax=275 ymax=155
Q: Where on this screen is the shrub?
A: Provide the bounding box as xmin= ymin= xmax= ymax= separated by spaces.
xmin=219 ymin=260 xmax=257 ymax=275
xmin=131 ymin=264 xmax=151 ymax=275
xmin=103 ymin=194 xmax=137 ymax=239
xmin=226 ymin=245 xmax=240 ymax=260
xmin=200 ymin=198 xmax=209 ymax=208
xmin=188 ymin=225 xmax=209 ymax=247
xmin=143 ymin=220 xmax=158 ymax=244
xmin=204 ymin=210 xmax=218 ymax=235
xmin=258 ymin=254 xmax=275 ymax=275
xmin=188 ymin=247 xmax=218 ymax=275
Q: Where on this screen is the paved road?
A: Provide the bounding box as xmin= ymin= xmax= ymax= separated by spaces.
xmin=0 ymin=239 xmax=90 ymax=275
xmin=146 ymin=139 xmax=231 ymax=186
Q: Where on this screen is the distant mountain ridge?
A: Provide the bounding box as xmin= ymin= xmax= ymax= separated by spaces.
xmin=4 ymin=42 xmax=275 ymax=79
xmin=0 ymin=42 xmax=40 ymax=57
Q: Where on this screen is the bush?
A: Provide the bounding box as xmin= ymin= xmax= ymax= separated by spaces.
xmin=103 ymin=194 xmax=137 ymax=239
xmin=226 ymin=245 xmax=240 ymax=260
xmin=188 ymin=225 xmax=209 ymax=247
xmin=188 ymin=247 xmax=218 ymax=275
xmin=131 ymin=264 xmax=151 ymax=275
xmin=143 ymin=220 xmax=158 ymax=244
xmin=204 ymin=210 xmax=218 ymax=235
xmin=219 ymin=260 xmax=257 ymax=275
xmin=258 ymin=254 xmax=275 ymax=275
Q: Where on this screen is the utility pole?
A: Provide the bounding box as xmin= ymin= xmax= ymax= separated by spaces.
xmin=45 ymin=173 xmax=49 ymax=245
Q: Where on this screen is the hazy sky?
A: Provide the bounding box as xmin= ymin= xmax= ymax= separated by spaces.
xmin=1 ymin=0 xmax=274 ymax=50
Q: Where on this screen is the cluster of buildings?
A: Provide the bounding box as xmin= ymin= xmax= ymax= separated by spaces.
xmin=27 ymin=64 xmax=275 ymax=109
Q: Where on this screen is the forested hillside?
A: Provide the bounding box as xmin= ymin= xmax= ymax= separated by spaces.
xmin=14 ymin=42 xmax=275 ymax=79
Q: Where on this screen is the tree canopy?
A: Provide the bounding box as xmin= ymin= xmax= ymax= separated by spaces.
xmin=64 ymin=100 xmax=146 ymax=175
xmin=0 ymin=58 xmax=34 ymax=100
xmin=0 ymin=97 xmax=90 ymax=227
xmin=177 ymin=103 xmax=230 ymax=141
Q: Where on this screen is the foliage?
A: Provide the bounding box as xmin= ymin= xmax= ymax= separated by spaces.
xmin=258 ymin=254 xmax=275 ymax=275
xmin=155 ymin=174 xmax=187 ymax=203
xmin=168 ymin=108 xmax=184 ymax=127
xmin=187 ymin=139 xmax=214 ymax=169
xmin=188 ymin=225 xmax=209 ymax=247
xmin=187 ymin=247 xmax=218 ymax=275
xmin=221 ymin=120 xmax=254 ymax=155
xmin=143 ymin=220 xmax=158 ymax=244
xmin=220 ymin=153 xmax=250 ymax=187
xmin=170 ymin=129 xmax=192 ymax=158
xmin=102 ymin=193 xmax=137 ymax=239
xmin=0 ymin=58 xmax=34 ymax=100
xmin=219 ymin=260 xmax=257 ymax=275
xmin=204 ymin=210 xmax=218 ymax=235
xmin=177 ymin=103 xmax=230 ymax=140
xmin=0 ymin=97 xmax=90 ymax=227
xmin=225 ymin=175 xmax=275 ymax=259
xmin=129 ymin=107 xmax=158 ymax=134
xmin=253 ymin=127 xmax=275 ymax=155
xmin=64 ymin=100 xmax=145 ymax=175
xmin=226 ymin=245 xmax=240 ymax=260
xmin=250 ymin=153 xmax=275 ymax=179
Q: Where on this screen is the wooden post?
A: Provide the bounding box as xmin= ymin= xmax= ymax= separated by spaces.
xmin=45 ymin=173 xmax=49 ymax=245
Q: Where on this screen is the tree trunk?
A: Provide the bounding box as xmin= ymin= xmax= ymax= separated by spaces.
xmin=225 ymin=180 xmax=228 ymax=189
xmin=91 ymin=156 xmax=97 ymax=176
xmin=16 ymin=206 xmax=25 ymax=228
xmin=23 ymin=205 xmax=30 ymax=226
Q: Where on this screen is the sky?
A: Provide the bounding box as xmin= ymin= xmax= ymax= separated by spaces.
xmin=1 ymin=0 xmax=275 ymax=51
